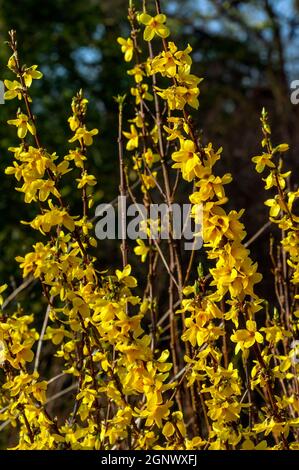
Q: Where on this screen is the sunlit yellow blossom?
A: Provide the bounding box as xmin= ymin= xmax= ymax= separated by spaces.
xmin=127 ymin=65 xmax=145 ymax=83
xmin=252 ymin=153 xmax=275 ymax=173
xmin=25 ymin=206 xmax=75 ymax=233
xmin=131 ymin=83 xmax=153 ymax=104
xmin=172 ymin=139 xmax=201 ymax=181
xmin=76 ymin=171 xmax=97 ymax=188
xmin=69 ymin=126 xmax=99 ymax=146
xmin=0 ymin=284 xmax=8 ymax=307
xmin=8 ymin=113 xmax=36 ymax=139
xmin=64 ymin=149 xmax=86 ymax=168
xmin=117 ymin=37 xmax=134 ymax=62
xmin=263 ymin=170 xmax=291 ymax=190
xmin=138 ymin=13 xmax=170 ymax=41
xmin=115 ymin=265 xmax=137 ymax=288
xmin=141 ymin=171 xmax=157 ymax=191
xmin=4 ymin=80 xmax=24 ymax=100
xmin=23 ymin=65 xmax=43 ymax=87
xmin=231 ymin=320 xmax=263 ymax=353
xmin=134 ymin=239 xmax=150 ymax=262
xmin=123 ymin=124 xmax=139 ymax=150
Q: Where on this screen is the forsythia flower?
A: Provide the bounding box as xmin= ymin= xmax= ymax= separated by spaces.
xmin=127 ymin=65 xmax=145 ymax=83
xmin=69 ymin=126 xmax=99 ymax=146
xmin=231 ymin=320 xmax=263 ymax=353
xmin=138 ymin=13 xmax=170 ymax=41
xmin=123 ymin=124 xmax=139 ymax=150
xmin=115 ymin=265 xmax=137 ymax=288
xmin=252 ymin=153 xmax=275 ymax=173
xmin=0 ymin=284 xmax=8 ymax=306
xmin=137 ymin=396 xmax=173 ymax=428
xmin=4 ymin=80 xmax=24 ymax=100
xmin=2 ymin=4 xmax=299 ymax=453
xmin=25 ymin=206 xmax=75 ymax=233
xmin=141 ymin=172 xmax=157 ymax=191
xmin=134 ymin=239 xmax=150 ymax=262
xmin=23 ymin=65 xmax=43 ymax=87
xmin=117 ymin=37 xmax=134 ymax=62
xmin=172 ymin=139 xmax=200 ymax=181
xmin=8 ymin=113 xmax=36 ymax=139
xmin=64 ymin=149 xmax=86 ymax=168
xmin=76 ymin=171 xmax=97 ymax=189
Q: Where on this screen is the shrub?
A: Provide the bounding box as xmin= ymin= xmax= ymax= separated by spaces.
xmin=0 ymin=1 xmax=298 ymax=450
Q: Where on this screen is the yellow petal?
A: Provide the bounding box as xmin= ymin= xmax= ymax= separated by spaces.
xmin=144 ymin=26 xmax=155 ymax=42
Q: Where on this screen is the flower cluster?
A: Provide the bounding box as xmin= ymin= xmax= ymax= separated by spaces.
xmin=0 ymin=2 xmax=298 ymax=451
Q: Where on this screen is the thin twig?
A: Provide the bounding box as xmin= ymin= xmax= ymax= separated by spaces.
xmin=34 ymin=299 xmax=53 ymax=372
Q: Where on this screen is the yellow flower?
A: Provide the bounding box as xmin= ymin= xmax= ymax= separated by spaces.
xmin=76 ymin=171 xmax=97 ymax=189
xmin=264 ymin=196 xmax=284 ymax=218
xmin=241 ymin=439 xmax=268 ymax=450
xmin=134 ymin=239 xmax=150 ymax=262
xmin=210 ymin=247 xmax=262 ymax=299
xmin=231 ymin=320 xmax=263 ymax=353
xmin=123 ymin=124 xmax=139 ymax=150
xmin=138 ymin=13 xmax=170 ymax=41
xmin=31 ymin=381 xmax=47 ymax=403
xmin=139 ymin=394 xmax=173 ymax=428
xmin=263 ymin=170 xmax=290 ymax=190
xmin=141 ymin=171 xmax=157 ymax=191
xmin=117 ymin=37 xmax=134 ymax=62
xmin=68 ymin=115 xmax=80 ymax=131
xmin=150 ymin=42 xmax=180 ymax=77
xmin=3 ymin=373 xmax=34 ymax=396
xmin=7 ymin=54 xmax=17 ymax=71
xmin=182 ymin=320 xmax=223 ymax=347
xmin=211 ymin=363 xmax=241 ymax=398
xmin=172 ymin=139 xmax=201 ymax=181
xmin=44 ymin=326 xmax=71 ymax=345
xmin=162 ymin=421 xmax=175 ymax=438
xmin=26 ymin=206 xmax=75 ymax=233
xmin=4 ymin=80 xmax=24 ymax=100
xmin=8 ymin=113 xmax=36 ymax=139
xmin=0 ymin=284 xmax=8 ymax=307
xmin=38 ymin=180 xmax=61 ymax=202
xmin=131 ymin=83 xmax=153 ymax=104
xmin=163 ymin=118 xmax=184 ymax=141
xmin=156 ymin=83 xmax=200 ymax=111
xmin=253 ymin=418 xmax=287 ymax=438
xmin=175 ymin=44 xmax=193 ymax=69
xmin=64 ymin=149 xmax=87 ymax=168
xmin=202 ymin=205 xmax=246 ymax=247
xmin=252 ymin=153 xmax=275 ymax=173
xmin=206 ymin=398 xmax=241 ymax=424
xmin=115 ymin=265 xmax=137 ymax=288
xmin=10 ymin=340 xmax=35 ymax=364
xmin=260 ymin=325 xmax=291 ymax=344
xmin=127 ymin=65 xmax=145 ymax=83
xmin=190 ymin=174 xmax=232 ymax=202
xmin=23 ymin=65 xmax=43 ymax=87
xmin=143 ymin=148 xmax=159 ymax=167
xmin=69 ymin=126 xmax=99 ymax=146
